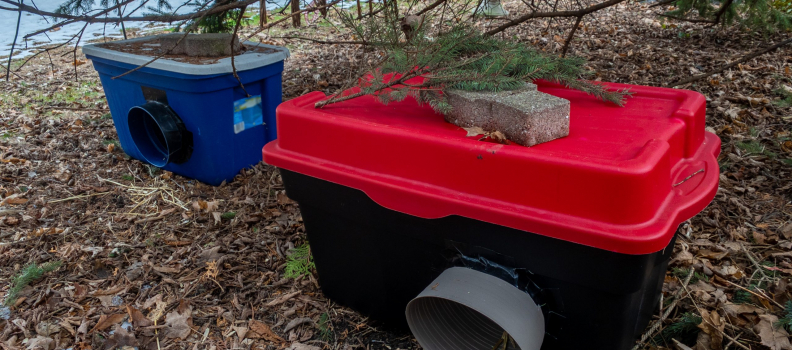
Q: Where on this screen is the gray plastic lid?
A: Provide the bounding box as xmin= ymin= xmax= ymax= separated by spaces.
xmin=82 ymin=35 xmax=289 ymax=76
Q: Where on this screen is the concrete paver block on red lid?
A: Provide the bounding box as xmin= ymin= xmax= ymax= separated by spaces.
xmin=445 ymin=83 xmax=570 ymax=146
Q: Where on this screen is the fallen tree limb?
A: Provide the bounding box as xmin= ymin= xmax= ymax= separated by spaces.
xmin=668 ymin=35 xmax=792 ymax=87
xmin=484 ymin=0 xmax=627 ymax=36
xmin=271 ymin=36 xmax=369 ymax=45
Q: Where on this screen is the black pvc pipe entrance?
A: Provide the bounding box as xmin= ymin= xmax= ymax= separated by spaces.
xmin=128 ymin=101 xmax=193 ymax=167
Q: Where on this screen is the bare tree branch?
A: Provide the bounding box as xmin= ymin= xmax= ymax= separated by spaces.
xmin=416 ymin=0 xmax=445 ymax=15
xmin=484 ymin=0 xmax=627 ymax=36
xmin=231 ymin=5 xmax=250 ymax=97
xmin=1 ymin=0 xmax=260 ymax=27
xmin=6 ymin=0 xmax=22 ymax=82
xmin=561 ymin=15 xmax=582 ymax=57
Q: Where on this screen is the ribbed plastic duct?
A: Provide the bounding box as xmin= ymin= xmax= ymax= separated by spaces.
xmin=405 ymin=267 xmax=544 ymax=350
xmin=127 ymin=101 xmax=193 ymax=167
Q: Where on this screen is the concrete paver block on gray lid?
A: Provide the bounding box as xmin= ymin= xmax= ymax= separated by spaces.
xmin=158 ymin=33 xmax=242 ymax=57
xmin=82 ymin=34 xmax=289 ymax=76
xmin=445 ymin=83 xmax=570 ymax=146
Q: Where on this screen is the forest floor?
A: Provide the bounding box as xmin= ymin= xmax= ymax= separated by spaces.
xmin=1 ymin=1 xmax=792 ymax=350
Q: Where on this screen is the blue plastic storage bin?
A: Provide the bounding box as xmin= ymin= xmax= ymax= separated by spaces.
xmin=83 ymin=35 xmax=289 ymax=185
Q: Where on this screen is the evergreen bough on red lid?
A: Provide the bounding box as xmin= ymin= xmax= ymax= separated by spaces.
xmin=315 ymin=4 xmax=631 ymax=112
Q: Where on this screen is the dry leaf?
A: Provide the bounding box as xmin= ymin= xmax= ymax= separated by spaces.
xmin=462 ymin=126 xmax=485 ymax=137
xmin=489 ymin=131 xmax=508 ymax=144
xmin=106 ymin=143 xmax=115 ymax=153
xmin=90 ymin=313 xmax=125 ymax=333
xmin=163 ymin=303 xmax=192 ymax=340
xmin=152 ymin=265 xmax=180 ymax=274
xmin=30 ymin=227 xmax=64 ymax=237
xmin=212 ymin=212 xmax=222 ymax=225
xmin=697 ymin=310 xmax=724 ymax=350
xmin=283 ymin=317 xmax=314 ymax=333
xmin=104 ymin=324 xmax=138 ymax=349
xmin=285 ymin=343 xmax=321 ymax=350
xmin=0 ymin=157 xmax=26 ymax=164
xmin=35 ymin=322 xmax=61 ymax=337
xmin=248 ymin=319 xmax=284 ymax=342
xmin=233 ymin=326 xmax=249 ymax=340
xmin=764 ymin=266 xmax=792 ymax=275
xmin=26 ymin=336 xmax=54 ymax=350
xmin=127 ymin=306 xmax=153 ymax=328
xmin=754 ymin=314 xmax=792 ymax=350
xmin=277 ymin=192 xmax=296 ymax=205
xmin=697 ymin=249 xmax=728 ymax=260
xmin=3 ymin=197 xmax=28 ymax=205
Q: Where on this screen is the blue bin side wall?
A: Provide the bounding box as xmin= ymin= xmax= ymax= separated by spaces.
xmin=88 ymin=57 xmax=284 ymax=185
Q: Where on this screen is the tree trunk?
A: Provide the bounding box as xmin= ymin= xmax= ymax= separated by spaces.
xmin=318 ymin=0 xmax=327 ymax=17
xmin=259 ymin=0 xmax=267 ymax=26
xmin=291 ymin=0 xmax=301 ymax=27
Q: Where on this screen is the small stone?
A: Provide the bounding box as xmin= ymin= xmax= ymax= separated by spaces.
xmin=445 ymin=83 xmax=569 ymax=147
xmin=0 ymin=306 xmax=10 ymax=320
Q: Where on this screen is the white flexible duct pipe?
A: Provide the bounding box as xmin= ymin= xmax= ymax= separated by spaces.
xmin=405 ymin=267 xmax=545 ymax=350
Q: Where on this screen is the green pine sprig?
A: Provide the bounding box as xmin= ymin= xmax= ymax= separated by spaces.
xmin=321 ymin=7 xmax=630 ymax=114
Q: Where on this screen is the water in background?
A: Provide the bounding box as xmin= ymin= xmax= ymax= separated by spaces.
xmin=0 ymin=0 xmax=316 ymax=58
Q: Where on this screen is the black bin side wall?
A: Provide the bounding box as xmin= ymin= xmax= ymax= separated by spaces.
xmin=280 ymin=170 xmax=675 ymax=350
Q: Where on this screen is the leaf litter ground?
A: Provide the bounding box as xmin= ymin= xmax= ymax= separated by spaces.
xmin=1 ymin=2 xmax=792 ymax=350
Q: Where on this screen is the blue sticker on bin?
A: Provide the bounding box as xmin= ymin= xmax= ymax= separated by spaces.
xmin=233 ymin=95 xmax=263 ymax=134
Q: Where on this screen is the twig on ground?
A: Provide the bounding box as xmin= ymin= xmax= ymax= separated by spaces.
xmin=715 ymin=277 xmax=784 ymax=309
xmin=669 ymin=36 xmax=792 ymax=87
xmin=48 ymin=192 xmax=111 ymax=203
xmin=271 ymin=36 xmax=369 ymax=45
xmin=631 ymin=268 xmax=695 ymax=350
xmin=42 ymin=106 xmax=108 ymax=112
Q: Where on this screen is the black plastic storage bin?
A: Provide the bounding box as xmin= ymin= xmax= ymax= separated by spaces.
xmin=282 ymin=170 xmax=676 ymax=350
xmin=263 ymin=80 xmax=721 ymax=350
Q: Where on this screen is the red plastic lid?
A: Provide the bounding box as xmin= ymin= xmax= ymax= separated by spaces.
xmin=263 ymin=80 xmax=721 ymax=255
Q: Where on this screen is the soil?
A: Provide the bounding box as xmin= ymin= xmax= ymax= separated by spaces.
xmin=98 ymin=39 xmax=278 ymax=65
xmin=2 ymin=2 xmax=792 ymax=350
